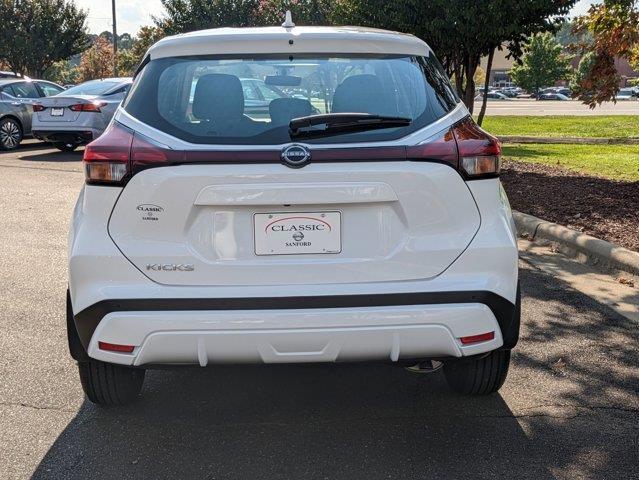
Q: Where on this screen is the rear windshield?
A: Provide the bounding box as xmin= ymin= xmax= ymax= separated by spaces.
xmin=123 ymin=54 xmax=459 ymax=145
xmin=63 ymin=80 xmax=121 ymax=96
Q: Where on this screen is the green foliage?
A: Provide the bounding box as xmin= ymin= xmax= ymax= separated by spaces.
xmin=0 ymin=0 xmax=90 ymax=77
xmin=130 ymin=26 xmax=165 ymax=62
xmin=573 ymin=1 xmax=639 ymax=106
xmin=117 ymin=49 xmax=139 ymax=77
xmin=155 ymin=0 xmax=261 ymax=35
xmin=510 ymin=32 xmax=572 ymax=93
xmin=44 ymin=59 xmax=80 ymax=85
xmin=256 ymin=0 xmax=337 ymax=25
xmin=569 ymin=51 xmax=596 ymax=94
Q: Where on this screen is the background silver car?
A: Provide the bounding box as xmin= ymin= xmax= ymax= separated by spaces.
xmin=0 ymin=78 xmax=65 ymax=150
xmin=32 ymin=78 xmax=132 ymax=152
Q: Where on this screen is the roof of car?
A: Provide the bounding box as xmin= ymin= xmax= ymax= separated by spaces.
xmin=0 ymin=77 xmax=63 ymax=84
xmin=148 ymin=25 xmax=431 ymax=59
xmin=80 ymin=77 xmax=132 ymax=83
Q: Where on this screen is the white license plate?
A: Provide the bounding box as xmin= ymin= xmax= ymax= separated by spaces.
xmin=254 ymin=211 xmax=341 ymax=255
xmin=50 ymin=108 xmax=64 ymax=117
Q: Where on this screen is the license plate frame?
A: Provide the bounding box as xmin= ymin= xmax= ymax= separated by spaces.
xmin=254 ymin=211 xmax=342 ymax=256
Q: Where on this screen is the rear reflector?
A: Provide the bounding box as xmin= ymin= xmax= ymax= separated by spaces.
xmin=460 ymin=332 xmax=495 ymax=345
xmin=98 ymin=341 xmax=135 ymax=353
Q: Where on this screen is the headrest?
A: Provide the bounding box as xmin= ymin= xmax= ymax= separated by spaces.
xmin=192 ymin=74 xmax=244 ymax=121
xmin=332 ymin=74 xmax=397 ymax=116
xmin=269 ymin=98 xmax=314 ymax=125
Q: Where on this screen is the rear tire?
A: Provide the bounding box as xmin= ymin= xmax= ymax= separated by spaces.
xmin=444 ymin=349 xmax=510 ymax=395
xmin=78 ymin=360 xmax=145 ymax=406
xmin=54 ymin=142 xmax=78 ymax=152
xmin=0 ymin=117 xmax=23 ymax=150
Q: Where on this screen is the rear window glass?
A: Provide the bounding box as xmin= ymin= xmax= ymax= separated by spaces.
xmin=63 ymin=80 xmax=121 ymax=96
xmin=124 ymin=54 xmax=459 ymax=145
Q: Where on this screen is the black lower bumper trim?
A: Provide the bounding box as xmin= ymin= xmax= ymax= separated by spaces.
xmin=33 ymin=130 xmax=93 ymax=144
xmin=70 ymin=289 xmax=520 ymax=360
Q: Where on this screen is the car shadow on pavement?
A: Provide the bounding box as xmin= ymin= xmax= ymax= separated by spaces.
xmin=14 ymin=149 xmax=83 ymax=163
xmin=31 ymin=364 xmax=557 ymax=480
xmin=30 ymin=266 xmax=638 ymax=480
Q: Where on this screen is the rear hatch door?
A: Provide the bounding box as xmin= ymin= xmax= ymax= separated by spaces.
xmin=108 ymin=157 xmax=481 ymax=286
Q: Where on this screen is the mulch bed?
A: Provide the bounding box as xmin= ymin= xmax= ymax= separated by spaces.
xmin=500 ymin=160 xmax=639 ymax=252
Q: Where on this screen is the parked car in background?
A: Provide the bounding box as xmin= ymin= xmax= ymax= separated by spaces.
xmin=497 ymin=89 xmax=518 ymax=98
xmin=0 ymin=71 xmax=22 ymax=79
xmin=32 ymin=77 xmax=132 ymax=151
xmin=0 ymin=78 xmax=65 ymax=150
xmin=538 ymin=92 xmax=570 ymax=101
xmin=476 ymin=91 xmax=510 ymax=100
xmin=615 ymin=88 xmax=638 ymax=101
xmin=554 ymin=87 xmax=572 ymax=98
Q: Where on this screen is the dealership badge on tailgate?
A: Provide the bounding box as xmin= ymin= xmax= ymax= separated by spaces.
xmin=254 ymin=211 xmax=341 ymax=255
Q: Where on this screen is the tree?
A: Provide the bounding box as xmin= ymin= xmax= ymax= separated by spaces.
xmin=117 ymin=49 xmax=139 ymax=77
xmin=573 ymin=1 xmax=639 ymax=106
xmin=155 ymin=0 xmax=261 ymax=35
xmin=78 ymin=36 xmax=114 ymax=82
xmin=44 ymin=59 xmax=80 ymax=85
xmin=256 ymin=0 xmax=336 ymax=25
xmin=0 ymin=0 xmax=90 ymax=77
xmin=510 ymin=32 xmax=572 ymax=96
xmin=335 ymin=0 xmax=577 ymax=116
xmin=130 ymin=26 xmax=165 ymax=63
xmin=569 ymin=51 xmax=596 ymax=94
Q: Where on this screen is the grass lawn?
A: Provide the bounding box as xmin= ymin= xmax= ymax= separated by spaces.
xmin=501 ymin=143 xmax=639 ymax=182
xmin=481 ymin=115 xmax=639 ymax=139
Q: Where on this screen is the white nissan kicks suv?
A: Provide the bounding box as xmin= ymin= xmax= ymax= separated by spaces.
xmin=68 ymin=22 xmax=520 ymax=406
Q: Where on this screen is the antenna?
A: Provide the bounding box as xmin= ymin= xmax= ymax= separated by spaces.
xmin=282 ymin=10 xmax=295 ymax=28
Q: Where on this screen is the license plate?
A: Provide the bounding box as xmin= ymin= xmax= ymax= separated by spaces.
xmin=254 ymin=211 xmax=341 ymax=255
xmin=50 ymin=108 xmax=64 ymax=117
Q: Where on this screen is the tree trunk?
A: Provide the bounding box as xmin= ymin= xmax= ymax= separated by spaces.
xmin=463 ymin=56 xmax=478 ymax=114
xmin=477 ymin=47 xmax=495 ymax=127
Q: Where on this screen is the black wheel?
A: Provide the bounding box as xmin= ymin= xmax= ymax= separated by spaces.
xmin=78 ymin=359 xmax=145 ymax=406
xmin=443 ymin=349 xmax=510 ymax=395
xmin=0 ymin=117 xmax=23 ymax=150
xmin=54 ymin=142 xmax=78 ymax=152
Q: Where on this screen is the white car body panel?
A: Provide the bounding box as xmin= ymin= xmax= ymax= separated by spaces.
xmin=107 ymin=162 xmax=481 ymax=286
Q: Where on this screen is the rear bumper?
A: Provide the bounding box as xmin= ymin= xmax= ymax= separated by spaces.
xmin=71 ymin=289 xmax=520 ymax=365
xmin=33 ymin=129 xmax=95 ymax=145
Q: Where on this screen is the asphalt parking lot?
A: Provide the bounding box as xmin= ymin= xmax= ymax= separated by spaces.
xmin=0 ymin=142 xmax=637 ymax=480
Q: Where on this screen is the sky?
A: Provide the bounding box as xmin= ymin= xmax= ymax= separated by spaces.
xmin=77 ymin=0 xmax=602 ymax=35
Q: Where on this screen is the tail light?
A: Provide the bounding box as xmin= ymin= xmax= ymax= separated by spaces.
xmin=83 ymin=122 xmax=179 ymax=185
xmin=407 ymin=117 xmax=501 ymax=179
xmin=70 ymin=101 xmax=107 ymax=112
xmin=32 ymin=104 xmax=45 ymax=112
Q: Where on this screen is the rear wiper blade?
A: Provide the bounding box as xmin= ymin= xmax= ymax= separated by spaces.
xmin=289 ymin=113 xmax=412 ymax=139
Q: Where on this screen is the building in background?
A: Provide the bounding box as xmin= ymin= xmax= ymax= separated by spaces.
xmin=481 ymin=47 xmax=638 ymax=89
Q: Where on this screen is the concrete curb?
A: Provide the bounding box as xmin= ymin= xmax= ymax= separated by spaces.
xmin=513 ymin=211 xmax=639 ymax=278
xmin=499 ymin=135 xmax=639 ymax=145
